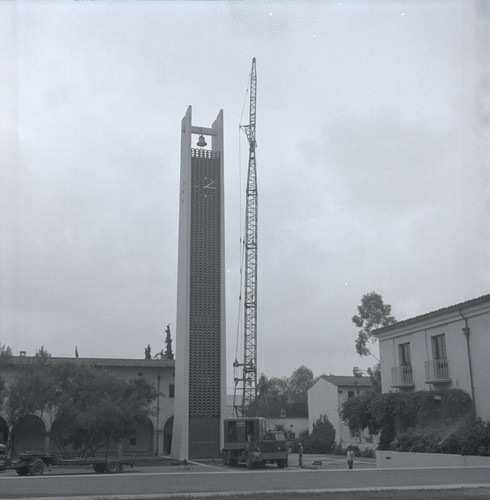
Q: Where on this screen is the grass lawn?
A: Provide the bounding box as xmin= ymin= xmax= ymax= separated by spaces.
xmin=155 ymin=488 xmax=490 ymax=499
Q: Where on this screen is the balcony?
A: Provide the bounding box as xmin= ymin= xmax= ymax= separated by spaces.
xmin=391 ymin=365 xmax=415 ymax=388
xmin=425 ymin=359 xmax=451 ymax=384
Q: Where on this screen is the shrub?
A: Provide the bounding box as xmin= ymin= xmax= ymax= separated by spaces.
xmin=391 ymin=417 xmax=490 ymax=456
xmin=341 ymin=388 xmax=475 ymax=452
xmin=442 ymin=417 xmax=490 ymax=456
xmin=391 ymin=426 xmax=444 ymax=453
xmin=300 ymin=415 xmax=335 ymax=454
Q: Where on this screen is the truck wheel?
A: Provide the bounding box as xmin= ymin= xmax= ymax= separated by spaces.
xmin=29 ymin=461 xmax=44 ymax=476
xmin=93 ymin=463 xmax=106 ymax=473
xmin=277 ymin=459 xmax=287 ymax=469
xmin=16 ymin=467 xmax=29 ymax=476
xmin=106 ymin=461 xmax=120 ymax=473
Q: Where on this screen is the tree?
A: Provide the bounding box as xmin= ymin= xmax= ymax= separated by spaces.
xmin=4 ymin=361 xmax=157 ymax=458
xmin=5 ymin=362 xmax=60 ymax=455
xmin=34 ymin=345 xmax=52 ymax=360
xmin=247 ymin=366 xmax=314 ymax=418
xmin=287 ymin=366 xmax=314 ymax=417
xmin=0 ymin=375 xmax=6 ymax=406
xmin=164 ymin=324 xmax=174 ymax=360
xmin=50 ymin=363 xmax=157 ymax=457
xmin=352 ymin=364 xmax=381 ymax=392
xmin=340 ymin=391 xmax=379 ymax=441
xmin=352 ymin=292 xmax=396 ymax=359
xmin=366 ymin=363 xmax=381 ymax=393
xmin=0 ymin=344 xmax=13 ymax=359
xmin=300 ymin=415 xmax=336 ymax=454
xmin=247 ymin=374 xmax=288 ymax=418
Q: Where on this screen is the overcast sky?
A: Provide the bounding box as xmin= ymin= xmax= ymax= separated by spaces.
xmin=1 ymin=1 xmax=489 ymax=391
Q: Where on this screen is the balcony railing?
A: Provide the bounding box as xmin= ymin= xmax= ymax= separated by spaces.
xmin=391 ymin=365 xmax=414 ymax=388
xmin=424 ymin=359 xmax=450 ymax=384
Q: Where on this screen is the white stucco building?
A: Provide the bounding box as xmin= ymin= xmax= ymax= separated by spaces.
xmin=374 ymin=294 xmax=490 ymax=420
xmin=307 ymin=375 xmax=376 ymax=449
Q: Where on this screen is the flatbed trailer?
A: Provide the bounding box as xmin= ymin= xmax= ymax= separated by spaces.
xmin=5 ymin=451 xmax=135 ymax=476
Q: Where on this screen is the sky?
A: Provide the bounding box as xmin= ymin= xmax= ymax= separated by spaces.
xmin=1 ymin=1 xmax=489 ymax=392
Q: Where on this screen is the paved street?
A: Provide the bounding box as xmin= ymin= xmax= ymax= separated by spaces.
xmin=1 ymin=455 xmax=490 ymax=499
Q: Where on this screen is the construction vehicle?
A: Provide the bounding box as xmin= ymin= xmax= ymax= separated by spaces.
xmin=228 ymin=61 xmax=288 ymax=470
xmin=221 ymin=417 xmax=288 ymax=469
xmin=234 ymin=57 xmax=258 ymax=417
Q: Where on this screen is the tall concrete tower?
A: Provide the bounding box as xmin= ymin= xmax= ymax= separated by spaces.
xmin=172 ymin=106 xmax=226 ymax=460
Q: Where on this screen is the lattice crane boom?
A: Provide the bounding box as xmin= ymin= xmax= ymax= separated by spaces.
xmin=234 ymin=58 xmax=258 ymax=417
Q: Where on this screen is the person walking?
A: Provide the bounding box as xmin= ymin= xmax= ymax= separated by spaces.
xmin=297 ymin=442 xmax=303 ymax=468
xmin=346 ymin=445 xmax=355 ymax=469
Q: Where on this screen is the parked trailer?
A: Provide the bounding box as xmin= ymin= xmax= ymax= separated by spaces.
xmin=0 ymin=444 xmax=6 ymax=472
xmin=4 ymin=451 xmax=134 ymax=476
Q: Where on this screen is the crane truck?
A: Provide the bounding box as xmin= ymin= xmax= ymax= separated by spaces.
xmin=222 ymin=417 xmax=288 ymax=469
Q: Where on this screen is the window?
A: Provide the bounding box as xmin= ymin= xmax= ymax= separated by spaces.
xmin=398 ymin=342 xmax=411 ymax=366
xmin=169 ymin=384 xmax=175 ymax=398
xmin=130 ymin=438 xmax=136 ymax=446
xmin=245 ymin=420 xmax=256 ymax=441
xmin=432 ymin=334 xmax=447 ymax=360
xmin=348 ymin=391 xmax=355 ymax=398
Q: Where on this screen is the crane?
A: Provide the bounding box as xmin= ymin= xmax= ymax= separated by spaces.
xmin=234 ymin=58 xmax=258 ymax=417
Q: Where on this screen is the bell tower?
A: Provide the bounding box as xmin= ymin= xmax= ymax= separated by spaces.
xmin=172 ymin=106 xmax=226 ymax=460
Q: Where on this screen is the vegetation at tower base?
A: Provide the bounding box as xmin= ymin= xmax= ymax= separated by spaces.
xmin=2 ymin=360 xmax=157 ymax=458
xmin=247 ymin=366 xmax=314 ymax=418
xmin=341 ymin=388 xmax=490 ymax=455
xmin=298 ymin=415 xmax=335 ymax=454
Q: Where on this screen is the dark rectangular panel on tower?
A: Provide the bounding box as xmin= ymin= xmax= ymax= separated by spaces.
xmin=188 ymin=148 xmax=222 ymax=458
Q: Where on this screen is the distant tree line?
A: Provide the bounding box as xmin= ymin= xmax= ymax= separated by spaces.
xmin=247 ymin=365 xmax=315 ymax=418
